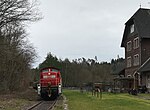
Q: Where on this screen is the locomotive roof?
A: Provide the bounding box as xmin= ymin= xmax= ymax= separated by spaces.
xmin=40 ymin=67 xmax=60 ymax=72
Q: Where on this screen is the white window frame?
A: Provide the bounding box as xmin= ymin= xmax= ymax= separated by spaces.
xmin=127 ymin=56 xmax=132 ymax=67
xmin=127 ymin=75 xmax=132 ymax=77
xmin=133 ymin=54 xmax=139 ymax=66
xmin=127 ymin=41 xmax=132 ymax=51
xmin=130 ymin=24 xmax=134 ymax=33
xmin=133 ymin=37 xmax=139 ymax=49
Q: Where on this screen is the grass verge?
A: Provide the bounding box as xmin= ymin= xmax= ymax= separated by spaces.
xmin=53 ymin=95 xmax=64 ymax=110
xmin=63 ymin=90 xmax=150 ymax=110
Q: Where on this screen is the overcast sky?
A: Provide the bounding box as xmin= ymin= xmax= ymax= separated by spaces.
xmin=28 ymin=0 xmax=150 ymax=66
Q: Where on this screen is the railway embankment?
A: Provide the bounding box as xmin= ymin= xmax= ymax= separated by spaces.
xmin=53 ymin=95 xmax=68 ymax=110
xmin=0 ymin=87 xmax=66 ymax=110
xmin=0 ymin=88 xmax=40 ymax=110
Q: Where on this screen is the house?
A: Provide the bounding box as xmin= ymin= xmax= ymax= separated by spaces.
xmin=121 ymin=8 xmax=150 ymax=92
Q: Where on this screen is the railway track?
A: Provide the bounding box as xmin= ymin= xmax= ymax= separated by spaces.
xmin=27 ymin=98 xmax=57 ymax=110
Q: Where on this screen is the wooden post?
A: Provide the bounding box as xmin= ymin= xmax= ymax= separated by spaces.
xmin=133 ymin=71 xmax=137 ymax=90
xmin=96 ymin=88 xmax=99 ymax=98
xmin=100 ymin=88 xmax=102 ymax=100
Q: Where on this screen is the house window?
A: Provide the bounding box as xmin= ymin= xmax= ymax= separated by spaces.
xmin=133 ymin=37 xmax=139 ymax=49
xmin=127 ymin=75 xmax=132 ymax=77
xmin=127 ymin=56 xmax=132 ymax=67
xmin=133 ymin=54 xmax=139 ymax=66
xmin=130 ymin=24 xmax=134 ymax=33
xmin=127 ymin=41 xmax=132 ymax=51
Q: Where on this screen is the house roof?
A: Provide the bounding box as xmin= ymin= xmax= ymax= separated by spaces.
xmin=114 ymin=77 xmax=134 ymax=81
xmin=112 ymin=67 xmax=125 ymax=75
xmin=111 ymin=61 xmax=125 ymax=75
xmin=121 ymin=8 xmax=150 ymax=47
xmin=138 ymin=57 xmax=150 ymax=72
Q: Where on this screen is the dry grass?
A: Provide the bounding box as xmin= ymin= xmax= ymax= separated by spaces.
xmin=0 ymin=88 xmax=39 ymax=110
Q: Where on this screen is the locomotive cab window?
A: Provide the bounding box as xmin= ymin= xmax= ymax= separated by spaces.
xmin=51 ymin=69 xmax=59 ymax=72
xmin=42 ymin=69 xmax=49 ymax=73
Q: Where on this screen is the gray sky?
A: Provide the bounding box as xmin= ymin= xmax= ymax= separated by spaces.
xmin=28 ymin=0 xmax=150 ymax=66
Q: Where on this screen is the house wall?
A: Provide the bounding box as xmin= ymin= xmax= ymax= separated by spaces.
xmin=141 ymin=39 xmax=150 ymax=64
xmin=125 ymin=37 xmax=150 ymax=90
xmin=125 ymin=33 xmax=140 ymax=76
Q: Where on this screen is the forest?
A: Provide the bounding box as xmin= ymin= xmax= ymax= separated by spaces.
xmin=33 ymin=53 xmax=125 ymax=87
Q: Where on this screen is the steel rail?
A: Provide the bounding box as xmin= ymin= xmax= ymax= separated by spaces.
xmin=27 ymin=98 xmax=58 ymax=110
xmin=47 ymin=99 xmax=57 ymax=110
xmin=27 ymin=101 xmax=43 ymax=110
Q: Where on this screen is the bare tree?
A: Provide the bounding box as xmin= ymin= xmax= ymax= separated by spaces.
xmin=0 ymin=0 xmax=41 ymax=28
xmin=0 ymin=0 xmax=41 ymax=92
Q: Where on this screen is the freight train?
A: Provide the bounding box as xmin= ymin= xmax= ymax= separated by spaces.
xmin=37 ymin=67 xmax=62 ymax=99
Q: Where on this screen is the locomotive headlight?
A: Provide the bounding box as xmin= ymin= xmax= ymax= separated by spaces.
xmin=37 ymin=84 xmax=41 ymax=95
xmin=43 ymin=75 xmax=48 ymax=79
xmin=58 ymin=84 xmax=61 ymax=88
xmin=37 ymin=84 xmax=40 ymax=88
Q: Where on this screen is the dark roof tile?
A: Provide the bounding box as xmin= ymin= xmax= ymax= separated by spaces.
xmin=121 ymin=8 xmax=150 ymax=47
xmin=138 ymin=57 xmax=150 ymax=72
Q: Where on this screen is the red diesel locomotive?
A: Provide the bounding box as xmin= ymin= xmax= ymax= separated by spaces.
xmin=38 ymin=67 xmax=62 ymax=99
